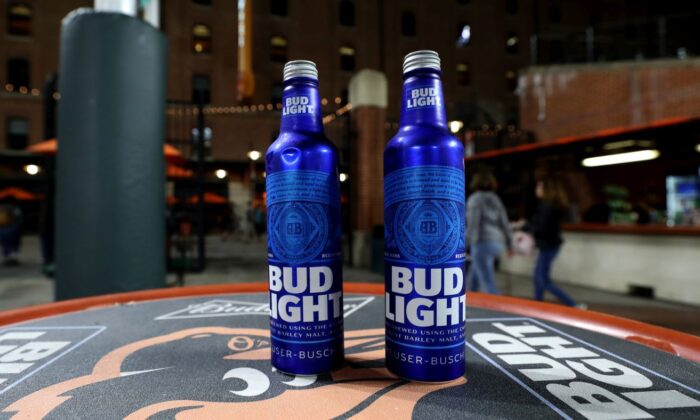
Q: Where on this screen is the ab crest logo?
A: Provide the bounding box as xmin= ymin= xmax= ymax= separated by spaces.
xmin=394 ymin=199 xmax=463 ymax=264
xmin=3 ymin=328 xmax=463 ymax=419
xmin=269 ymin=202 xmax=328 ymax=264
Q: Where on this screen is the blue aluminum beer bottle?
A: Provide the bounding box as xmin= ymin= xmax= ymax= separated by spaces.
xmin=266 ymin=60 xmax=344 ymax=375
xmin=384 ymin=50 xmax=467 ymax=382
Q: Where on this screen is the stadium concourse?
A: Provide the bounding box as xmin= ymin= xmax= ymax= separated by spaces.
xmin=0 ymin=235 xmax=698 ymax=336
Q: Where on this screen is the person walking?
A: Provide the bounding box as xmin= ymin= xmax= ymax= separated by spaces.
xmin=245 ymin=201 xmax=256 ymax=241
xmin=466 ymin=171 xmax=512 ymax=294
xmin=252 ymin=201 xmax=266 ymax=240
xmin=220 ymin=202 xmax=238 ymax=241
xmin=526 ymin=178 xmax=578 ymax=307
xmin=0 ymin=199 xmax=23 ymax=266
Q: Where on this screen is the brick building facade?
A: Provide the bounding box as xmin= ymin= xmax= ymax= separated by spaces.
xmin=4 ymin=1 xmax=700 ymax=159
xmin=519 ymin=59 xmax=700 ymax=142
xmin=2 ymin=0 xmax=539 ymax=160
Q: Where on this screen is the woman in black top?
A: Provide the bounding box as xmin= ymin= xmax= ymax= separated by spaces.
xmin=527 ymin=179 xmax=577 ymax=307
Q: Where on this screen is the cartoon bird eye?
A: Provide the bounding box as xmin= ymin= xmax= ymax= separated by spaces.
xmin=228 ymin=336 xmax=255 ymax=352
xmin=223 ymin=367 xmax=271 ymax=397
xmin=271 ymin=367 xmax=317 ymax=387
xmin=282 ymin=375 xmax=317 ymax=387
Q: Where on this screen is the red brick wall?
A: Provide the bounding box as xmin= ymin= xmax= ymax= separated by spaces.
xmin=519 ymin=59 xmax=700 ymax=141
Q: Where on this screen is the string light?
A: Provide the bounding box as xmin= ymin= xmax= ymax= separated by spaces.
xmin=24 ymin=164 xmax=40 ymax=175
xmin=247 ymin=150 xmax=261 ymax=161
xmin=164 ymin=99 xmax=353 ymax=117
xmin=448 ymin=120 xmax=464 ymax=134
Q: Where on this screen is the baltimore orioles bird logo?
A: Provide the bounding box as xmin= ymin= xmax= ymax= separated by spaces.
xmin=4 ymin=327 xmax=465 ymax=419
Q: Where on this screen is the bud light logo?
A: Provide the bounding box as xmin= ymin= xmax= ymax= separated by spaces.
xmin=282 ymin=96 xmax=314 ymax=116
xmin=467 ymin=318 xmax=700 ymax=419
xmin=0 ymin=326 xmax=105 ymax=396
xmin=406 ymin=87 xmax=441 ymax=109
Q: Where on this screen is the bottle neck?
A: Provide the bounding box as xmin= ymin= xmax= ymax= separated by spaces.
xmin=398 ymin=69 xmax=447 ymax=128
xmin=279 ymin=77 xmax=323 ymax=133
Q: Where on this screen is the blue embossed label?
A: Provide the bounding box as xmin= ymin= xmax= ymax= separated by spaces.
xmin=266 ymin=169 xmax=343 ymax=374
xmin=384 ymin=165 xmax=467 ymax=381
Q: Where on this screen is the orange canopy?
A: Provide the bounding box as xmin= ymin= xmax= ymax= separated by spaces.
xmin=26 ymin=139 xmax=58 ymax=154
xmin=167 ymin=164 xmax=193 ymax=179
xmin=28 ymin=139 xmax=186 ymax=164
xmin=0 ymin=187 xmax=39 ymax=201
xmin=163 ymin=144 xmax=186 ymax=164
xmin=186 ymin=192 xmax=228 ymax=205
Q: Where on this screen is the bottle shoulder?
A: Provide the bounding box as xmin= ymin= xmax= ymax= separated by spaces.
xmin=385 ymin=125 xmax=463 ymax=151
xmin=267 ymin=132 xmax=337 ymax=155
xmin=266 ymin=132 xmax=338 ymax=172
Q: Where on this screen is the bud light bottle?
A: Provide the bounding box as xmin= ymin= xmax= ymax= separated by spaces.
xmin=266 ymin=60 xmax=344 ymax=375
xmin=384 ymin=50 xmax=466 ymax=382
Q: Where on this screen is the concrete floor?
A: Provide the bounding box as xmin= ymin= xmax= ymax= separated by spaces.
xmin=1 ymin=235 xmax=699 ymax=336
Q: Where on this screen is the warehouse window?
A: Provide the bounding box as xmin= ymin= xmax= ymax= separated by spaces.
xmin=271 ymin=82 xmax=284 ymax=105
xmin=6 ymin=117 xmax=28 ymax=150
xmin=339 ymin=46 xmax=356 ymax=71
xmin=550 ymin=39 xmax=564 ymax=61
xmin=457 ymin=63 xmax=470 ymax=86
xmin=192 ymin=75 xmax=211 ymax=104
xmin=7 ymin=58 xmax=30 ymax=88
xmin=270 ymin=0 xmax=288 ymax=17
xmin=549 ymin=4 xmax=562 ymax=23
xmin=506 ymin=32 xmax=519 ymax=54
xmin=339 ymin=0 xmax=355 ymax=26
xmin=7 ymin=3 xmax=32 ymax=36
xmin=192 ymin=24 xmax=212 ymax=54
xmin=270 ymin=36 xmax=288 ymax=63
xmin=401 ymin=11 xmax=416 ymax=37
xmin=506 ymin=70 xmax=517 ymax=92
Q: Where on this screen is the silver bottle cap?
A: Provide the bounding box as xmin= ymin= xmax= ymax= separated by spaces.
xmin=283 ymin=60 xmax=318 ymax=81
xmin=403 ymin=50 xmax=441 ymax=74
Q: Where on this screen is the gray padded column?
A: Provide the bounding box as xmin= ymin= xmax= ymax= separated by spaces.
xmin=55 ymin=9 xmax=168 ymax=300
